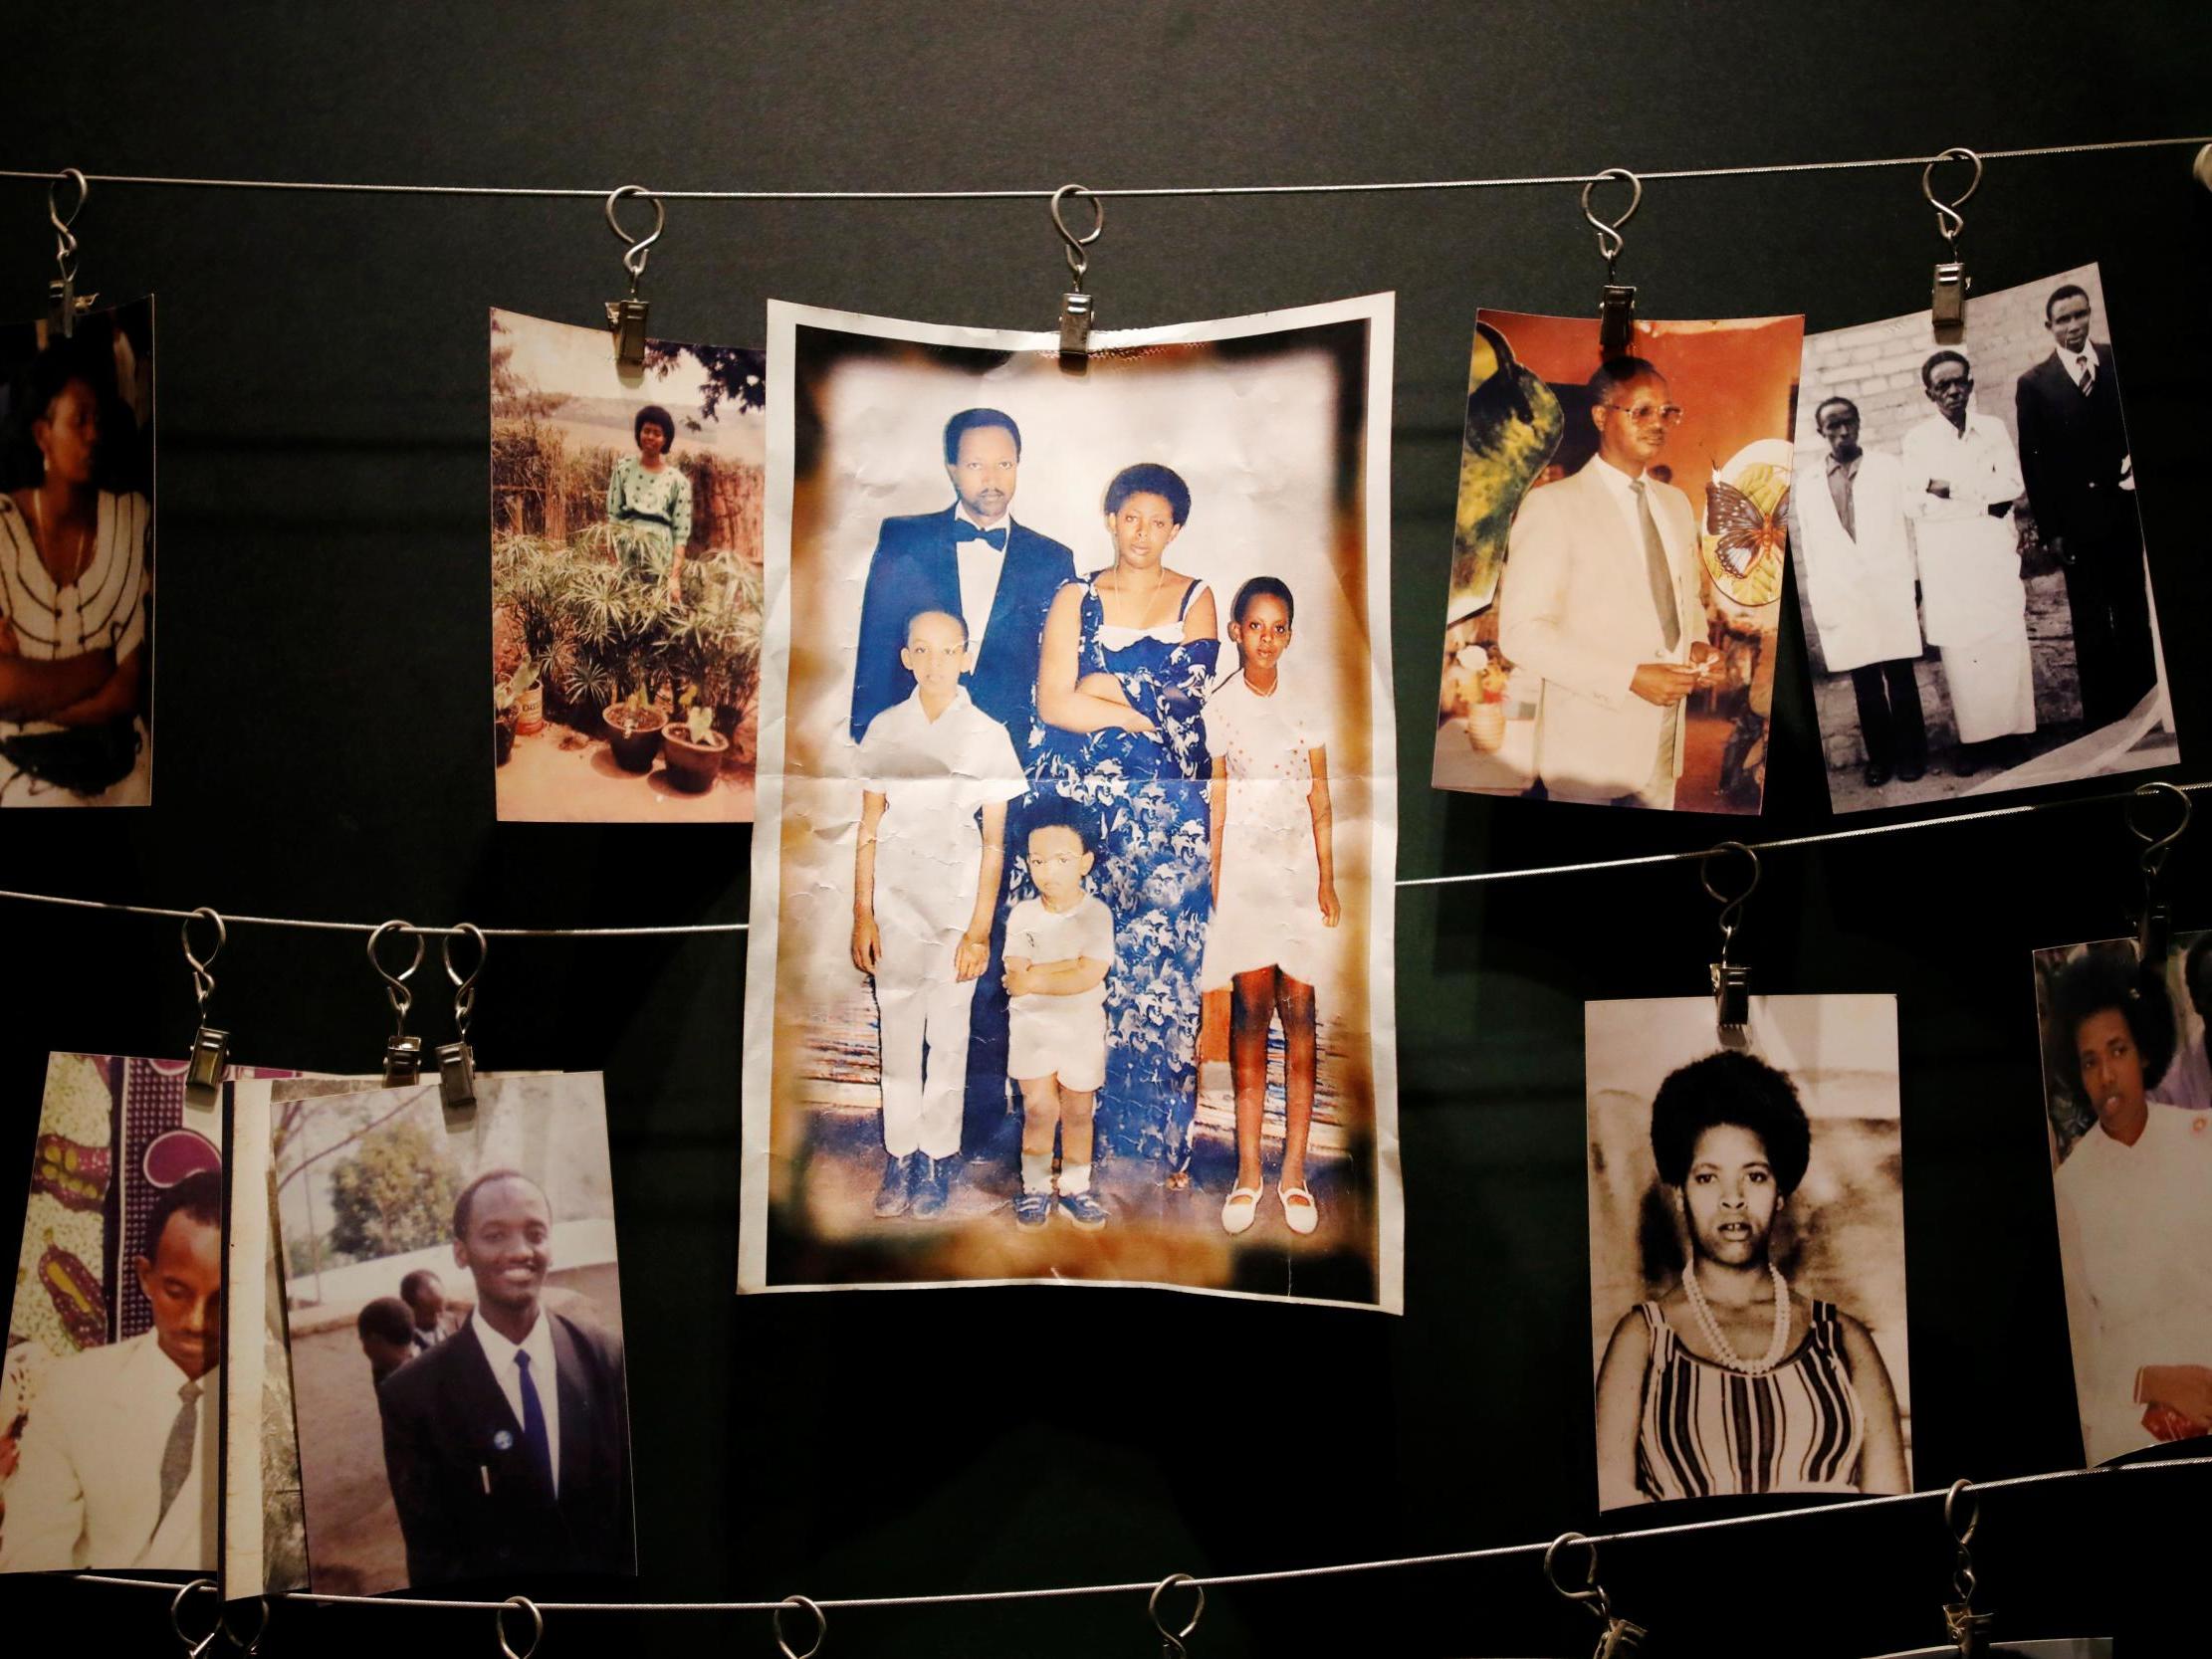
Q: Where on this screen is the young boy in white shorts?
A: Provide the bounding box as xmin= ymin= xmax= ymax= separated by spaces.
xmin=1001 ymin=797 xmax=1117 ymax=1229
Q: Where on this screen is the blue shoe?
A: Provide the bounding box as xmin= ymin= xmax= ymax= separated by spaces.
xmin=909 ymin=1152 xmax=951 ymax=1219
xmin=872 ymin=1152 xmax=914 ymax=1219
xmin=1012 ymin=1191 xmax=1054 ymax=1230
xmin=1058 ymin=1188 xmax=1108 ymax=1230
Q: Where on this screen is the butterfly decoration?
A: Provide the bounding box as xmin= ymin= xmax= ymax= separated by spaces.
xmin=1705 ymin=476 xmax=1790 ymax=581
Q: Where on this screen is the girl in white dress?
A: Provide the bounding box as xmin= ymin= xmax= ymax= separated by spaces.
xmin=1203 ymin=577 xmax=1339 ymax=1237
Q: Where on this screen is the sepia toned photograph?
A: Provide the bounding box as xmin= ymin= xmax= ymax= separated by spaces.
xmin=1586 ymin=995 xmax=1912 ymax=1509
xmin=489 ymin=308 xmax=765 ymax=820
xmin=1794 ymin=265 xmax=2173 ymax=812
xmin=1433 ymin=309 xmax=1803 ymax=814
xmin=272 ymin=1072 xmax=635 ymax=1591
xmin=1 ymin=301 xmax=155 ymax=807
xmin=742 ymin=296 xmax=1402 ymax=1309
xmin=2033 ymin=932 xmax=2212 ymax=1464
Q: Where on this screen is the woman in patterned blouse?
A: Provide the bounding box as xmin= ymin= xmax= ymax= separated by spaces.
xmin=604 ymin=403 xmax=691 ymax=601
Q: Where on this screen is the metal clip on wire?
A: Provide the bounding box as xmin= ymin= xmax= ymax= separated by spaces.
xmin=497 ymin=1596 xmax=544 ymax=1659
xmin=1052 ymin=183 xmax=1103 ymax=365
xmin=2125 ymin=780 xmax=2191 ymax=965
xmin=1702 ymin=842 xmax=1759 ymax=1049
xmin=1149 ymin=1572 xmax=1205 ymax=1659
xmin=1940 ymin=1479 xmax=1995 ymax=1656
xmin=604 ymin=184 xmax=665 ymax=368
xmin=1923 ymin=147 xmax=1981 ymax=338
xmin=169 ymin=1577 xmax=219 ymax=1659
xmin=438 ymin=923 xmax=488 ymax=1111
xmin=369 ymin=919 xmax=427 ymax=1084
xmin=1544 ymin=1534 xmax=1647 ymax=1658
xmin=47 ymin=167 xmax=96 ymax=337
xmin=221 ymin=1599 xmax=272 ymax=1657
xmin=180 ymin=909 xmax=230 ymax=1109
xmin=1582 ymin=168 xmax=1641 ymax=359
xmin=774 ymin=1595 xmax=826 ymax=1659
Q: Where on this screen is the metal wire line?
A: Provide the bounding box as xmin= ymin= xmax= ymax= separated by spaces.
xmin=1 ymin=133 xmax=2206 ymax=202
xmin=68 ymin=1453 xmax=2212 ymax=1615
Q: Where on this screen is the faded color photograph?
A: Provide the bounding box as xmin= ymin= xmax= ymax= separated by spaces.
xmin=490 ymin=308 xmax=765 ymax=820
xmin=1794 ymin=265 xmax=2172 ymax=812
xmin=273 ymin=1072 xmax=634 ymax=1592
xmin=1586 ymin=996 xmax=1911 ymax=1510
xmin=743 ymin=297 xmax=1402 ymax=1309
xmin=0 ymin=301 xmax=154 ymax=807
xmin=1434 ymin=309 xmax=1803 ymax=814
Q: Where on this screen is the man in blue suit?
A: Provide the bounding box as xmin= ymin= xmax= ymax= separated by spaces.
xmin=849 ymin=408 xmax=1077 ymax=1162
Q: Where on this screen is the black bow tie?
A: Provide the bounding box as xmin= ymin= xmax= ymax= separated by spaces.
xmin=957 ymin=523 xmax=1008 ymax=552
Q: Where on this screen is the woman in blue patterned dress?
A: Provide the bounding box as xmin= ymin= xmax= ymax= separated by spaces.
xmin=604 ymin=403 xmax=692 ymax=601
xmin=1033 ymin=463 xmax=1218 ymax=1183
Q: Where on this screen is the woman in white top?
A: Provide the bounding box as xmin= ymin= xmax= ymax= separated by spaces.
xmin=0 ymin=341 xmax=151 ymax=804
xmin=603 ymin=402 xmax=692 ymax=600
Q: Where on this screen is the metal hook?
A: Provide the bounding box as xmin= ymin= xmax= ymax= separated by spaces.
xmin=1921 ymin=148 xmax=1982 ymax=248
xmin=1702 ymin=844 xmax=1760 ymax=1047
xmin=1148 ymin=1572 xmax=1205 ymax=1658
xmin=1545 ymin=1535 xmax=1647 ymax=1657
xmin=497 ymin=1596 xmax=545 ymax=1659
xmin=445 ymin=923 xmax=488 ymax=1035
xmin=774 ymin=1595 xmax=826 ymax=1659
xmin=49 ymin=167 xmax=89 ymax=273
xmin=437 ymin=923 xmax=488 ymax=1109
xmin=1700 ymin=842 xmax=1762 ymax=951
xmin=605 ymin=184 xmax=666 ymax=285
xmin=221 ymin=1598 xmax=272 ymax=1656
xmin=2125 ymin=781 xmax=2192 ymax=880
xmin=1582 ymin=169 xmax=1641 ymax=356
xmin=1922 ymin=147 xmax=1981 ymax=337
xmin=1941 ymin=1480 xmax=1993 ymax=1655
xmin=1580 ymin=169 xmax=1642 ymax=274
xmin=169 ymin=1577 xmax=220 ymax=1659
xmin=181 ymin=908 xmax=226 ymax=1013
xmin=604 ymin=185 xmax=664 ymax=367
xmin=368 ymin=920 xmax=426 ymax=1020
xmin=1051 ymin=184 xmax=1105 ymax=287
xmin=180 ymin=910 xmax=231 ymax=1108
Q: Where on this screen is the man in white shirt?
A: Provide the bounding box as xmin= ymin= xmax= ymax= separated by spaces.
xmin=1498 ymin=356 xmax=1715 ymax=808
xmin=0 ymin=1170 xmax=222 ymax=1571
xmin=1899 ymin=350 xmax=2034 ymax=776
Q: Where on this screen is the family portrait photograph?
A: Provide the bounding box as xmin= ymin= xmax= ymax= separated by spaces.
xmin=1433 ymin=308 xmax=1803 ymax=814
xmin=0 ymin=300 xmax=155 ymax=807
xmin=742 ymin=296 xmax=1402 ymax=1310
xmin=2033 ymin=931 xmax=2212 ymax=1465
xmin=489 ymin=308 xmax=765 ymax=820
xmin=271 ymin=1071 xmax=635 ymax=1592
xmin=1585 ymin=995 xmax=1912 ymax=1510
xmin=1793 ymin=265 xmax=2172 ymax=812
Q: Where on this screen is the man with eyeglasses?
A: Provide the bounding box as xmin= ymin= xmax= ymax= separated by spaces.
xmin=1900 ymin=350 xmax=2034 ymax=776
xmin=2014 ymin=285 xmax=2156 ymax=730
xmin=1498 ymin=356 xmax=1714 ymax=809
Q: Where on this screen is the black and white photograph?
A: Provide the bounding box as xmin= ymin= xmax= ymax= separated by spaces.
xmin=1793 ymin=265 xmax=2172 ymax=812
xmin=2033 ymin=932 xmax=2212 ymax=1465
xmin=1586 ymin=995 xmax=1912 ymax=1509
xmin=742 ymin=296 xmax=1402 ymax=1309
xmin=271 ymin=1072 xmax=635 ymax=1592
xmin=0 ymin=300 xmax=154 ymax=807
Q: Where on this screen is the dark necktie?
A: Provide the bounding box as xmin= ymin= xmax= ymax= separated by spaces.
xmin=956 ymin=523 xmax=1008 ymax=551
xmin=516 ymin=1349 xmax=553 ymax=1494
xmin=156 ymin=1376 xmax=202 ymax=1530
xmin=1632 ymin=479 xmax=1681 ymax=652
xmin=2076 ymin=357 xmax=2095 ymax=396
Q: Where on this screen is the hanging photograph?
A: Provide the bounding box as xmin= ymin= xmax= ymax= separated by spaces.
xmin=1585 ymin=995 xmax=1912 ymax=1509
xmin=489 ymin=308 xmax=765 ymax=820
xmin=2032 ymin=932 xmax=2212 ymax=1465
xmin=0 ymin=300 xmax=154 ymax=807
xmin=1866 ymin=1643 xmax=2110 ymax=1658
xmin=1432 ymin=309 xmax=1803 ymax=813
xmin=741 ymin=296 xmax=1401 ymax=1310
xmin=270 ymin=1072 xmax=635 ymax=1591
xmin=1794 ymin=264 xmax=2173 ymax=812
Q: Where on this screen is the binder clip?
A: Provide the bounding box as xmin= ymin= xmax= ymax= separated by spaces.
xmin=2125 ymin=780 xmax=2191 ymax=965
xmin=1939 ymin=1480 xmax=1994 ymax=1657
xmin=1701 ymin=842 xmax=1760 ymax=1049
xmin=1148 ymin=1573 xmax=1204 ymax=1659
xmin=436 ymin=924 xmax=487 ymax=1112
xmin=1921 ymin=147 xmax=1981 ymax=341
xmin=1581 ymin=168 xmax=1642 ymax=360
xmin=1050 ymin=184 xmax=1103 ymax=366
xmin=367 ymin=920 xmax=426 ymax=1085
xmin=1545 ymin=1534 xmax=1647 ymax=1659
xmin=45 ymin=169 xmax=96 ymax=340
xmin=180 ymin=909 xmax=230 ymax=1110
xmin=603 ymin=185 xmax=664 ymax=369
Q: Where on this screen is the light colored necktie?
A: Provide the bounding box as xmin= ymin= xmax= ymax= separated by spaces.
xmin=2077 ymin=356 xmax=2095 ymax=395
xmin=156 ymin=1377 xmax=202 ymax=1529
xmin=1632 ymin=480 xmax=1681 ymax=652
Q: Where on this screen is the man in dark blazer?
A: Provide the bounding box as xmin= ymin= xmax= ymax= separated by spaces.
xmin=849 ymin=408 xmax=1077 ymax=1159
xmin=377 ymin=1169 xmax=634 ymax=1586
xmin=2015 ymin=283 xmax=2158 ymax=728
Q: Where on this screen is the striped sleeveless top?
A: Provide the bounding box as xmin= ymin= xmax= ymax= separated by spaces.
xmin=1634 ymin=1298 xmax=1866 ymax=1502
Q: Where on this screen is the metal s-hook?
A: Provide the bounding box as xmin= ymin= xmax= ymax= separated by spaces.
xmin=220 ymin=1598 xmax=272 ymax=1656
xmin=1148 ymin=1572 xmax=1205 ymax=1659
xmin=169 ymin=1577 xmax=220 ymax=1659
xmin=604 ymin=184 xmax=665 ymax=368
xmin=1701 ymin=843 xmax=1760 ymax=1048
xmin=1940 ymin=1479 xmax=1994 ymax=1656
xmin=369 ymin=919 xmax=427 ymax=1083
xmin=2125 ymin=780 xmax=2191 ymax=963
xmin=497 ymin=1596 xmax=545 ymax=1659
xmin=180 ymin=908 xmax=231 ymax=1108
xmin=1581 ymin=168 xmax=1641 ymax=358
xmin=774 ymin=1594 xmax=826 ymax=1659
xmin=1543 ymin=1534 xmax=1647 ymax=1657
xmin=437 ymin=923 xmax=489 ymax=1111
xmin=47 ymin=167 xmax=96 ymax=336
xmin=1922 ymin=146 xmax=1982 ymax=337
xmin=1051 ymin=183 xmax=1104 ymax=363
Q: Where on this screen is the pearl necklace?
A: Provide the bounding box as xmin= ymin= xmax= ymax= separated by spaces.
xmin=1679 ymin=1258 xmax=1792 ymax=1375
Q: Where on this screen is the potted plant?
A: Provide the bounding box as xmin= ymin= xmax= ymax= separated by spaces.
xmin=601 ymin=688 xmax=667 ymax=773
xmin=491 ymin=532 xmax=565 ymax=730
xmin=660 ymin=699 xmax=728 ymax=792
xmin=559 ymin=555 xmax=679 ymax=777
xmin=506 ymin=655 xmax=545 ymax=736
xmin=662 ymin=551 xmax=765 ymax=776
xmin=493 ymin=679 xmax=518 ymax=767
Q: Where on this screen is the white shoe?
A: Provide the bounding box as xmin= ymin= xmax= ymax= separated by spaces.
xmin=1279 ymin=1182 xmax=1319 ymax=1237
xmin=1220 ymin=1185 xmax=1262 ymax=1236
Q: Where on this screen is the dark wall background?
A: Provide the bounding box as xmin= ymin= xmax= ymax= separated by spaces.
xmin=4 ymin=3 xmax=2210 ymax=1653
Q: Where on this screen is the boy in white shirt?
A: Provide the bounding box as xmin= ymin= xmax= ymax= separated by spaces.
xmin=852 ymin=610 xmax=1023 ymax=1220
xmin=1002 ymin=797 xmax=1117 ymax=1229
